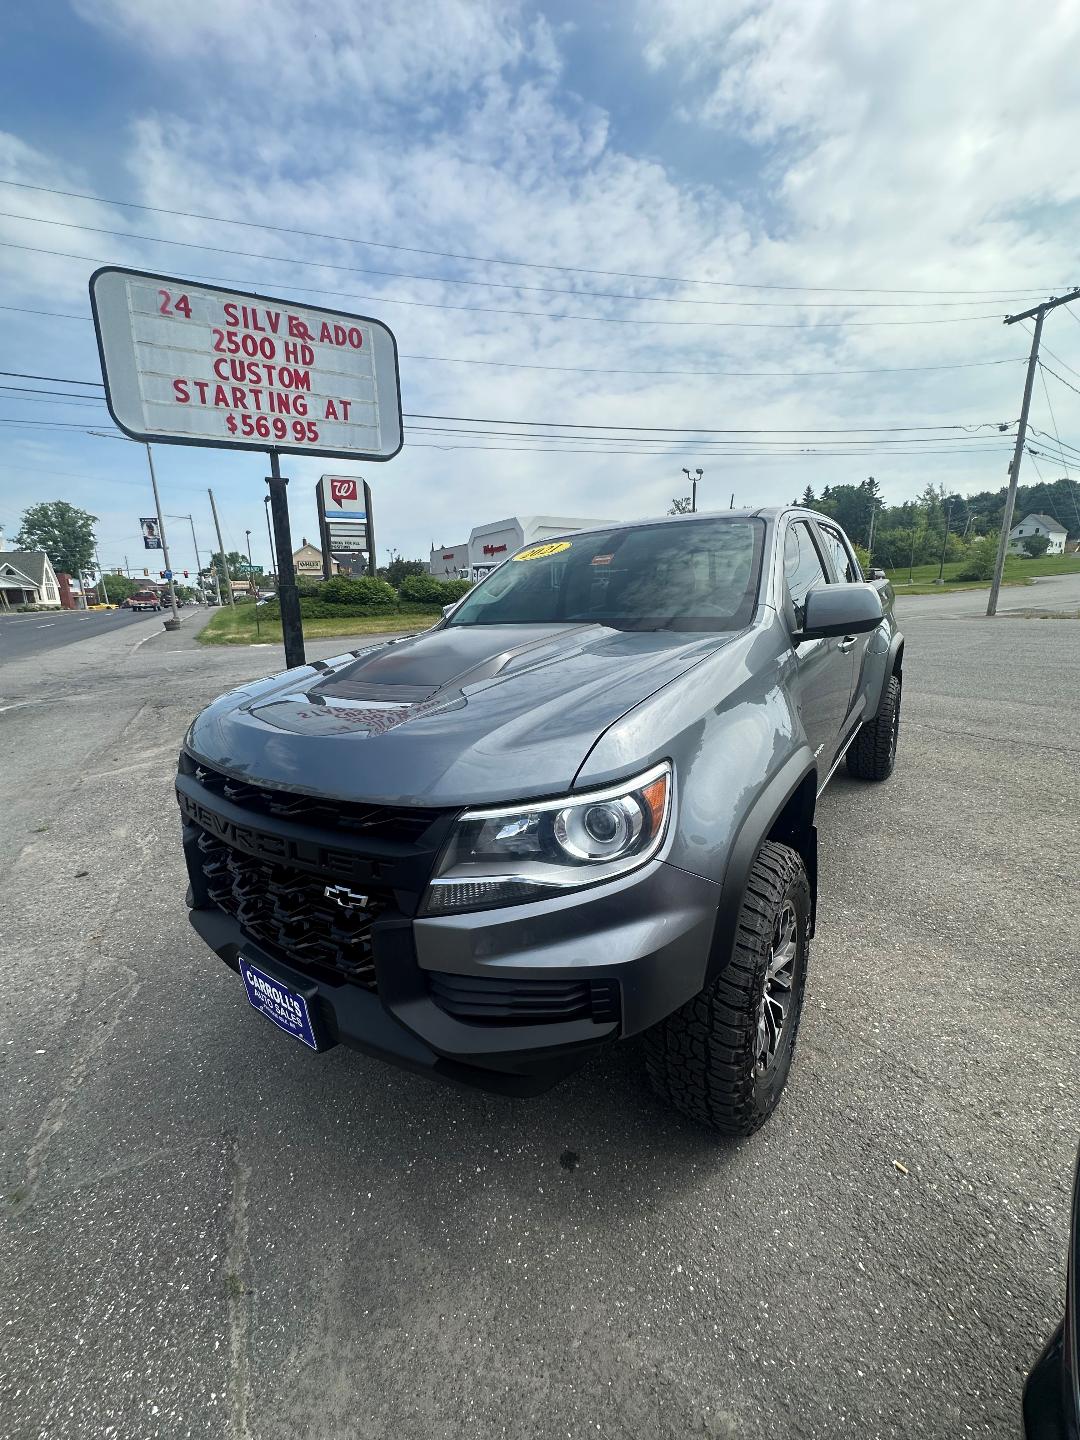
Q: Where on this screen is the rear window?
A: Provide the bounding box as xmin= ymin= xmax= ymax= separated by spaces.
xmin=448 ymin=518 xmax=765 ymax=632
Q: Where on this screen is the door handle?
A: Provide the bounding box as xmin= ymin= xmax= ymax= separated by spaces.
xmin=838 ymin=636 xmax=857 ymax=652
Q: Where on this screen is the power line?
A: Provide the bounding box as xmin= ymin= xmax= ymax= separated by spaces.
xmin=0 ymin=349 xmax=1030 ymax=385
xmin=0 ymin=373 xmax=1014 ymax=437
xmin=0 ymin=238 xmax=1011 ymax=329
xmin=403 ymin=411 xmax=1010 ymax=435
xmin=0 ymin=177 xmax=1060 ymax=298
xmin=0 ymin=209 xmax=1034 ymax=312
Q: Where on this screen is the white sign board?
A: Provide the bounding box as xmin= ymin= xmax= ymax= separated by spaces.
xmin=327 ymin=531 xmax=369 ymax=553
xmin=91 ymin=268 xmax=403 ymax=462
xmin=320 ymin=474 xmax=368 ymax=514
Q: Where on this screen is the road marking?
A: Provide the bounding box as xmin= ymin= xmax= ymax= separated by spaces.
xmin=36 ymin=623 xmax=55 ymax=628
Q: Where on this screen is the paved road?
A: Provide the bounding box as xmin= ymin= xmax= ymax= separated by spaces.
xmin=1 ymin=601 xmax=1077 ymax=1439
xmin=0 ymin=607 xmax=159 ymax=665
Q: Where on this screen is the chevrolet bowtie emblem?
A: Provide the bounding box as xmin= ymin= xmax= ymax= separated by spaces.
xmin=324 ymin=885 xmax=370 ymax=909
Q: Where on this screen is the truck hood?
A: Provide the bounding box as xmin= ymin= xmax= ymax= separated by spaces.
xmin=186 ymin=622 xmax=735 ymax=806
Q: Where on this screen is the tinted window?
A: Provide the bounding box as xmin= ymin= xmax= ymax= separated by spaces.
xmin=783 ymin=521 xmax=829 ymax=618
xmin=448 ymin=519 xmax=766 ymax=632
xmin=817 ymin=523 xmax=861 ymax=582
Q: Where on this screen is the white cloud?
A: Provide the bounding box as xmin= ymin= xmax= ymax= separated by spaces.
xmin=3 ymin=0 xmax=1078 ymax=571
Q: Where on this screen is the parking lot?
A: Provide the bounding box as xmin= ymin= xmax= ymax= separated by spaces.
xmin=1 ymin=587 xmax=1078 ymax=1440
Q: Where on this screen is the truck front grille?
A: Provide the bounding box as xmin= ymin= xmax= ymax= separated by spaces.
xmin=196 ymin=829 xmax=384 ymax=989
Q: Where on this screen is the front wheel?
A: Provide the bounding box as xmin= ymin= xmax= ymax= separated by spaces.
xmin=847 ymin=672 xmax=901 ymax=781
xmin=644 ymin=841 xmax=811 ymax=1136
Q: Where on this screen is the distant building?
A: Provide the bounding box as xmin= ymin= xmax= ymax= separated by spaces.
xmin=293 ymin=538 xmax=341 ymax=580
xmin=1008 ymin=513 xmax=1067 ymax=554
xmin=0 ymin=550 xmax=62 ymax=609
xmin=428 ymin=542 xmax=469 ymax=578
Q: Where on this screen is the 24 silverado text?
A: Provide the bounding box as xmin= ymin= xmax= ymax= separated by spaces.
xmin=177 ymin=509 xmax=903 ymax=1134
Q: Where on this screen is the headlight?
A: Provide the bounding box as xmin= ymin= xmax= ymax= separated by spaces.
xmin=423 ymin=762 xmax=672 ymax=915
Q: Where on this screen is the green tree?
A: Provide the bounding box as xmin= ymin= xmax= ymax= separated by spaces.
xmin=16 ymin=500 xmax=97 ymax=576
xmin=378 ymin=555 xmax=427 ymax=587
xmin=957 ymin=534 xmax=998 ymax=581
xmin=1022 ymin=533 xmax=1051 ymax=558
xmin=800 ymin=486 xmax=817 ymax=507
xmin=100 ymin=571 xmax=139 ymax=603
xmin=669 ymin=497 xmax=693 ymax=514
xmin=210 ymin=550 xmax=248 ymax=585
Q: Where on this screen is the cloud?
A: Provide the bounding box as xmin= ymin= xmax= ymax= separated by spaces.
xmin=3 ymin=0 xmax=1077 ymax=572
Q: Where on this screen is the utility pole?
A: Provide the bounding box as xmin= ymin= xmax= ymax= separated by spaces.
xmin=937 ymin=501 xmax=954 ymax=583
xmin=987 ymin=286 xmax=1080 ymax=616
xmin=94 ymin=545 xmax=110 ymax=605
xmin=168 ymin=513 xmax=204 ymax=594
xmin=208 ymin=487 xmax=234 ymax=606
xmin=146 ymin=444 xmax=180 ymax=628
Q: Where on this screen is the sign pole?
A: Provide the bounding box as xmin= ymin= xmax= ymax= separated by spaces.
xmin=265 ymin=450 xmax=306 ymax=669
xmin=146 ymin=444 xmax=180 ymax=628
xmin=363 ymin=479 xmax=376 ymax=580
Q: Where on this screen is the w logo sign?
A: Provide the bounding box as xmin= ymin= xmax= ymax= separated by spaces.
xmin=330 ymin=478 xmax=358 ymax=507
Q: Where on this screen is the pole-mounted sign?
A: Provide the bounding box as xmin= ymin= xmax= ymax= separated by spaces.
xmin=316 ymin=475 xmax=376 ymax=580
xmin=90 ymin=266 xmax=404 ymax=666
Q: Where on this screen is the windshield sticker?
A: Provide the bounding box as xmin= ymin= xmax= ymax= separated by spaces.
xmin=591 ymin=553 xmax=614 ymax=566
xmin=512 ymin=540 xmax=572 ymax=562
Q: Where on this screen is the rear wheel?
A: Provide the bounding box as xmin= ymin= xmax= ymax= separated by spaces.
xmin=644 ymin=841 xmax=810 ymax=1135
xmin=847 ymin=672 xmax=901 ymax=781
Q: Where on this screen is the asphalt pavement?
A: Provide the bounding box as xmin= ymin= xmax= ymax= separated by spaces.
xmin=0 ymin=606 xmax=159 ymax=665
xmin=0 ymin=594 xmax=1077 ymax=1440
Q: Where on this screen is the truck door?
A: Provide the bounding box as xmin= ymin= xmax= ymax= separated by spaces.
xmin=783 ymin=519 xmax=851 ymax=767
xmin=812 ymin=519 xmax=871 ymax=739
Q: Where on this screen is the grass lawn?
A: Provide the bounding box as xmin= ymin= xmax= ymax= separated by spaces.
xmin=198 ymin=605 xmax=440 ymax=646
xmin=887 ymin=553 xmax=1080 ymax=595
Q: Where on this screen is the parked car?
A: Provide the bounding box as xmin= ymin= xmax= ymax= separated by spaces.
xmin=176 ymin=508 xmax=903 ymax=1133
xmin=1024 ymin=1143 xmax=1079 ymax=1439
xmin=128 ymin=590 xmax=163 ymax=612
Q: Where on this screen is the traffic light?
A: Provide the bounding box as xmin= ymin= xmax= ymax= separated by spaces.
xmin=160 ymin=571 xmax=166 ymax=579
xmin=143 ymin=569 xmax=149 ymax=577
xmin=183 ymin=570 xmax=189 ymax=578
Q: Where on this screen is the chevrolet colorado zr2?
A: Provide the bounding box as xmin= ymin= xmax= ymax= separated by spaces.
xmin=177 ymin=508 xmax=903 ymax=1134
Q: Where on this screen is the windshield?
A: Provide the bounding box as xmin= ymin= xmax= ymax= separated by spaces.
xmin=448 ymin=518 xmax=766 ymax=632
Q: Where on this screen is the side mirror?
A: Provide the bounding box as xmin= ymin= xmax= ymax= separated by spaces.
xmin=867 ymin=566 xmax=886 ymax=581
xmin=441 ymin=602 xmax=457 ymax=619
xmin=795 ymin=583 xmax=883 ymax=642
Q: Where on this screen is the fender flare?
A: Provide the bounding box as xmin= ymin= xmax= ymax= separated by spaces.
xmin=705 ymin=747 xmax=818 ymax=983
xmin=867 ymin=630 xmax=904 ymax=721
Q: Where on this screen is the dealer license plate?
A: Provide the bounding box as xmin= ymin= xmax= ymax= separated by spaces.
xmin=239 ymin=958 xmax=319 ymax=1049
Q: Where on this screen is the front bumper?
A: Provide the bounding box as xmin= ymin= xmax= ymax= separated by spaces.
xmin=185 ymin=857 xmax=720 ymax=1097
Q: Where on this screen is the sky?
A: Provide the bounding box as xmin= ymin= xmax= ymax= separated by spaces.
xmin=2 ymin=0 xmax=1080 ymax=578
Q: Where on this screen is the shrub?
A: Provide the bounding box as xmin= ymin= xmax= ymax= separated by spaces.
xmin=399 ymin=574 xmax=473 ymax=605
xmin=956 ymin=534 xmax=998 ymax=581
xmin=1022 ymin=533 xmax=1051 ymax=559
xmin=321 ymin=575 xmax=397 ymax=608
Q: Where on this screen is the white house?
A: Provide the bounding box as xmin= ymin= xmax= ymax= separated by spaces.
xmin=0 ymin=550 xmax=62 ymax=609
xmin=1008 ymin=513 xmax=1067 ymax=555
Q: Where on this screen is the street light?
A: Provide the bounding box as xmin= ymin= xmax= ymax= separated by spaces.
xmin=263 ymin=495 xmax=275 ymax=586
xmin=245 ymin=528 xmax=260 ymax=637
xmin=682 ymin=467 xmax=704 ymax=513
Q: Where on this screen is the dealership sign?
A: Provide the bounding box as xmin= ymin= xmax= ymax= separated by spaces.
xmin=90 ymin=268 xmax=403 ymax=462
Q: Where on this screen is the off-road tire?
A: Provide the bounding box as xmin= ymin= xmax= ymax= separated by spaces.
xmin=846 ymin=672 xmax=901 ymax=781
xmin=644 ymin=841 xmax=811 ymax=1135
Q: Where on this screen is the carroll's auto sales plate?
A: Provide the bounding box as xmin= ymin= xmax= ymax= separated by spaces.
xmin=239 ymin=958 xmax=319 ymax=1049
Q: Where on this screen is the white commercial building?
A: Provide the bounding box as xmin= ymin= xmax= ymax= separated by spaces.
xmin=428 ymin=542 xmax=470 ymax=578
xmin=441 ymin=516 xmax=612 ymax=581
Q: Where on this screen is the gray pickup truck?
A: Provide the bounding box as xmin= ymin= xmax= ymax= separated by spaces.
xmin=177 ymin=508 xmax=902 ymax=1134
